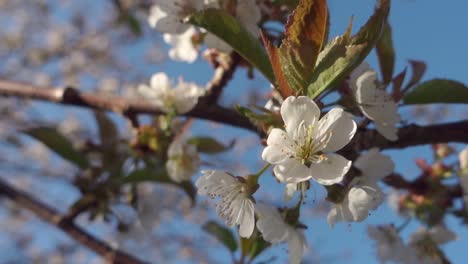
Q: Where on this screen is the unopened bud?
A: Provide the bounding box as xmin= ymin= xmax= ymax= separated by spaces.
xmin=433 ymin=144 xmax=454 ymax=159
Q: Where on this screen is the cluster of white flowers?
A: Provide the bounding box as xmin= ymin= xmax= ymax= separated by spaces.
xmin=368 ymin=224 xmax=456 ymax=264
xmin=328 ymin=148 xmax=395 ymax=227
xmin=140 ymin=59 xmax=405 ymax=262
xmin=148 ymin=0 xmax=261 ymax=62
xmin=194 ymin=93 xmax=401 ymax=263
xmin=138 ymin=72 xmax=204 ymax=114
xmin=349 ymin=63 xmax=400 ymax=141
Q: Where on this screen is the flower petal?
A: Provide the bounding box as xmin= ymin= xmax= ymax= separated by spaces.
xmin=354 ymin=148 xmax=395 ymax=183
xmin=262 ymin=128 xmax=296 ymax=164
xmin=349 ymin=62 xmax=372 ymax=91
xmin=284 ymin=183 xmax=297 ymax=201
xmin=375 ymin=121 xmax=398 ymax=141
xmin=238 ymin=199 xmax=255 ymax=238
xmin=273 ymin=159 xmax=312 ymax=184
xmin=327 ymin=204 xmax=353 ymax=228
xmin=163 ymin=28 xmax=199 ymax=63
xmin=281 ymin=96 xmax=320 ymax=139
xmin=310 ymin=154 xmax=350 ymax=185
xmin=288 ymin=230 xmax=306 ymax=264
xmin=348 ymin=187 xmax=382 ymax=221
xmin=255 ymin=203 xmax=289 ymax=243
xmin=174 ymin=82 xmax=202 ymax=113
xmin=319 ymin=108 xmax=356 ymax=153
xmin=150 ymin=72 xmax=172 ymax=92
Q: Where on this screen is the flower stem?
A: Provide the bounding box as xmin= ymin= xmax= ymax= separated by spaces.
xmin=253 ymin=163 xmax=270 ymax=181
xmin=396 ymin=218 xmax=411 ymax=233
xmin=247 ymin=163 xmax=271 ymax=189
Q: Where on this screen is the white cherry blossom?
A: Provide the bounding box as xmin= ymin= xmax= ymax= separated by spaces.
xmin=262 ymin=96 xmax=357 ymax=185
xmin=138 ymin=72 xmax=204 ymax=114
xmin=195 ymin=170 xmax=255 ymax=238
xmin=148 ymin=0 xmax=204 ymax=34
xmin=350 ymin=63 xmax=400 ymax=141
xmin=163 ymin=27 xmax=199 ymax=63
xmin=406 ymin=225 xmax=456 ymax=264
xmin=327 ymin=148 xmax=395 ymax=227
xmin=166 ymin=137 xmax=200 ymax=183
xmin=367 ymin=225 xmax=408 ymax=264
xmin=255 ymin=203 xmax=307 ymax=264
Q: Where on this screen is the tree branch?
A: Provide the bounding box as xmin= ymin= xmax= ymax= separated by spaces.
xmin=0 ymin=79 xmax=466 ymax=151
xmin=341 ymin=120 xmax=468 ymax=159
xmin=0 ymin=79 xmax=257 ymax=132
xmin=0 ymin=178 xmax=149 ymax=264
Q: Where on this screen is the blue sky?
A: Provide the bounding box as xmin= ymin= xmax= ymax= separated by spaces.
xmin=1 ymin=0 xmax=467 ymax=263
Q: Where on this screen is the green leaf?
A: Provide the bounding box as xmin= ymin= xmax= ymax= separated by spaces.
xmin=248 ymin=236 xmax=270 ymax=259
xmin=123 ymin=168 xmax=196 ymax=204
xmin=118 ymin=12 xmax=142 ymax=36
xmin=403 ymin=79 xmax=468 ymax=104
xmin=376 ymin=22 xmax=395 ymax=84
xmin=203 ymin=221 xmax=238 ymax=252
xmin=307 ymin=0 xmax=390 ymax=99
xmin=235 ymin=105 xmax=283 ymax=129
xmin=307 ymin=42 xmax=365 ymax=99
xmin=405 ymin=60 xmax=427 ymax=90
xmin=240 ymin=235 xmax=271 ymax=260
xmin=187 ymin=137 xmax=232 ymax=154
xmin=24 ymin=127 xmax=88 ymax=169
xmin=94 ymin=111 xmax=126 ymax=177
xmin=264 ymin=0 xmax=329 ymax=96
xmin=94 ymin=111 xmax=119 ymax=148
xmin=188 ymin=9 xmax=274 ymax=83
xmin=280 ymin=0 xmax=329 ymax=93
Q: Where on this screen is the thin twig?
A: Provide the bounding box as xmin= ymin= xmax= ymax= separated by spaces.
xmin=203 ymin=52 xmax=241 ymax=104
xmin=0 ymin=178 xmax=149 ymax=264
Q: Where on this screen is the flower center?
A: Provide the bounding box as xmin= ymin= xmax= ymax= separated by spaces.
xmin=295 ymin=121 xmax=332 ymax=167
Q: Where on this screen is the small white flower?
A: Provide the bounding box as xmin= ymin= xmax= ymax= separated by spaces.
xmin=195 ymin=170 xmax=255 ymax=238
xmin=166 ymin=137 xmax=200 ymax=183
xmin=256 ymin=203 xmax=307 ymax=264
xmin=367 ymin=225 xmax=408 ymax=264
xmin=163 ymin=27 xmax=199 ymax=63
xmin=148 ymin=0 xmax=204 ymax=34
xmin=406 ymin=224 xmax=456 ymax=264
xmin=262 ymin=96 xmax=357 ymax=185
xmin=138 ymin=72 xmax=204 ymax=114
xmin=350 ymin=63 xmax=400 ymax=141
xmin=327 ymin=148 xmax=395 ymax=227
